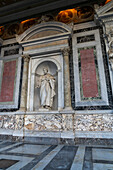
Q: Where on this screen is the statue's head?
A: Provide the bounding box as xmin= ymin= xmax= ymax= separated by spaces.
xmin=43 ymin=67 xmax=48 ymax=74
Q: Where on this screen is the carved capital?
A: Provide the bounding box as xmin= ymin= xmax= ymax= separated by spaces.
xmin=22 ymin=54 xmax=30 ymax=62
xmin=61 ymin=47 xmax=70 ymax=56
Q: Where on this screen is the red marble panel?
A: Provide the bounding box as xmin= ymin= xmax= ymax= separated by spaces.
xmin=80 ymin=48 xmax=98 ymax=98
xmin=0 ymin=60 xmax=17 ymax=102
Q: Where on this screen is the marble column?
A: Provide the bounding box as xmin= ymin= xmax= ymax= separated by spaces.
xmin=20 ymin=54 xmax=30 ymax=111
xmin=61 ymin=47 xmax=72 ymax=110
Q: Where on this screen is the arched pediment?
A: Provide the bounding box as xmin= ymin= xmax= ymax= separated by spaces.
xmin=17 ymin=21 xmax=72 ymax=42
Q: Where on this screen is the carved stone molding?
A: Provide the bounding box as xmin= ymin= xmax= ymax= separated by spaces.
xmin=0 ymin=38 xmax=3 ymax=46
xmin=61 ymin=47 xmax=70 ymax=56
xmin=109 ymin=57 xmax=113 ymax=70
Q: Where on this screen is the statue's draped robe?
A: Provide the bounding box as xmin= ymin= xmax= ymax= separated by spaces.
xmin=40 ymin=73 xmax=56 ymax=107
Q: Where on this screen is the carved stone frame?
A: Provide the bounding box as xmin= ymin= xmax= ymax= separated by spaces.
xmin=72 ymin=29 xmax=109 ymax=107
xmin=0 ymin=55 xmax=22 ymax=109
xmin=27 ymin=52 xmax=64 ymax=111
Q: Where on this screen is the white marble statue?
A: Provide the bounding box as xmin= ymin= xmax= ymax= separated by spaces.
xmin=35 ymin=67 xmax=56 ymax=109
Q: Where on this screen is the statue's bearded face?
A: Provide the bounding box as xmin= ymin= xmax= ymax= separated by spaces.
xmin=43 ymin=68 xmax=48 ymax=74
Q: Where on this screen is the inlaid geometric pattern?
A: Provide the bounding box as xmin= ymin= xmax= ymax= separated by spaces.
xmin=0 ymin=140 xmax=113 ymax=169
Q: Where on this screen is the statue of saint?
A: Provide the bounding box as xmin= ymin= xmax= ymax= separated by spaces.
xmin=35 ymin=67 xmax=56 ymax=110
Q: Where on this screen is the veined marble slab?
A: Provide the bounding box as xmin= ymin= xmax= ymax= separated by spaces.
xmin=0 ymin=142 xmax=22 ymax=152
xmin=71 ymin=146 xmax=85 ymax=170
xmin=93 ymin=163 xmax=113 ymax=170
xmin=31 ymin=145 xmax=63 ymax=170
xmin=8 ymin=144 xmax=50 ymax=155
xmin=92 ymin=148 xmax=113 ymax=161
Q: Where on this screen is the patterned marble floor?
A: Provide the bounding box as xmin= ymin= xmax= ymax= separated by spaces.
xmin=0 ymin=140 xmax=113 ymax=170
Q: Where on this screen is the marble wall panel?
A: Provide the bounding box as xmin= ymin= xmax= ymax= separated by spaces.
xmin=61 ymin=114 xmax=74 ymax=131
xmin=24 ymin=114 xmax=62 ymax=131
xmin=15 ymin=115 xmax=24 ymax=130
xmin=0 ymin=113 xmax=113 ymax=134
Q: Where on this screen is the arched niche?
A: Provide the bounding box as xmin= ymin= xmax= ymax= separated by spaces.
xmin=27 ymin=53 xmax=64 ymax=111
xmin=34 ymin=61 xmax=58 ymax=111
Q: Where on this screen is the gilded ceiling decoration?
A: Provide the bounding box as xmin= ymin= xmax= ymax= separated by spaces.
xmin=21 ymin=18 xmax=37 ymax=32
xmin=105 ymin=0 xmax=112 ymax=4
xmin=56 ymin=6 xmax=94 ymax=24
xmin=0 ymin=26 xmax=4 ymax=36
xmin=0 ymin=5 xmax=95 ymax=40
